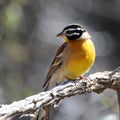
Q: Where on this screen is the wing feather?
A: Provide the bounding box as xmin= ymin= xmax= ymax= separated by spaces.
xmin=43 ymin=42 xmax=67 ymax=90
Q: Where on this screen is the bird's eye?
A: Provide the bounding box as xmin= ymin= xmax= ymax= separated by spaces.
xmin=66 ymin=31 xmax=73 ymax=34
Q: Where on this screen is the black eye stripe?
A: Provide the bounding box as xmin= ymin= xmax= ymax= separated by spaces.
xmin=66 ymin=30 xmax=82 ymax=34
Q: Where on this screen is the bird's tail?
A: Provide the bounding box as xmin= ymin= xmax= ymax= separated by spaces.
xmin=44 ymin=106 xmax=50 ymax=120
xmin=117 ymin=90 xmax=120 ymax=119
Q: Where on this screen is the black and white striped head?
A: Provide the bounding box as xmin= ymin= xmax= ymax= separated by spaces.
xmin=56 ymin=24 xmax=91 ymax=41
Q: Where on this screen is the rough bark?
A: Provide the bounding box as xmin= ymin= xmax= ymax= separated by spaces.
xmin=0 ymin=67 xmax=120 ymax=120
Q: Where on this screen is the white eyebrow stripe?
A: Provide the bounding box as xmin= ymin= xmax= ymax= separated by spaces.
xmin=66 ymin=28 xmax=81 ymax=31
xmin=77 ymin=27 xmax=85 ymax=31
xmin=66 ymin=32 xmax=80 ymax=36
xmin=77 ymin=28 xmax=81 ymax=30
xmin=66 ymin=28 xmax=85 ymax=32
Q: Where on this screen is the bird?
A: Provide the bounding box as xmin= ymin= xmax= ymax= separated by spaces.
xmin=43 ymin=23 xmax=95 ymax=90
xmin=42 ymin=23 xmax=96 ymax=120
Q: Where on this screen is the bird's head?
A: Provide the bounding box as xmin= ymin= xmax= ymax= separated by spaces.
xmin=56 ymin=23 xmax=91 ymax=42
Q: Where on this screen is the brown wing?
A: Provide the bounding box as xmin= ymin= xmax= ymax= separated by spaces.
xmin=43 ymin=42 xmax=67 ymax=90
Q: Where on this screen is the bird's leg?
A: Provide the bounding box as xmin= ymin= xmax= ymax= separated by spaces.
xmin=78 ymin=76 xmax=88 ymax=80
xmin=64 ymin=76 xmax=89 ymax=89
xmin=64 ymin=76 xmax=79 ymax=88
xmin=64 ymin=76 xmax=88 ymax=82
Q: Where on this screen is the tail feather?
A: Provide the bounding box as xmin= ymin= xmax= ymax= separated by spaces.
xmin=44 ymin=106 xmax=50 ymax=120
xmin=117 ymin=90 xmax=120 ymax=119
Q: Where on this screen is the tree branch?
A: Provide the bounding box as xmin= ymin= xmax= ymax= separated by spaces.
xmin=0 ymin=67 xmax=120 ymax=120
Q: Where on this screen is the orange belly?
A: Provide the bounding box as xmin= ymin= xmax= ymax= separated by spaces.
xmin=65 ymin=39 xmax=95 ymax=79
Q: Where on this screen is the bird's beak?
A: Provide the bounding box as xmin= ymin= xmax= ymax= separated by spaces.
xmin=56 ymin=31 xmax=64 ymax=37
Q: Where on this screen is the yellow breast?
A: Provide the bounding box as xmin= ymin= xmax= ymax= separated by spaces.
xmin=64 ymin=39 xmax=95 ymax=79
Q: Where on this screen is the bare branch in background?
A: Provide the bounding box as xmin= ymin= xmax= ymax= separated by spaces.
xmin=0 ymin=67 xmax=120 ymax=120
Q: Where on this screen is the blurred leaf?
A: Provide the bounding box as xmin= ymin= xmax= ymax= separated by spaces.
xmin=11 ymin=0 xmax=28 ymax=6
xmin=100 ymin=95 xmax=114 ymax=107
xmin=2 ymin=2 xmax=24 ymax=34
xmin=3 ymin=38 xmax=28 ymax=62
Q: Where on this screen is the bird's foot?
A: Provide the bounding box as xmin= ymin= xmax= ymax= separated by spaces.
xmin=78 ymin=76 xmax=88 ymax=80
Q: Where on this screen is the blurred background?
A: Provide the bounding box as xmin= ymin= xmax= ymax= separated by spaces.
xmin=0 ymin=0 xmax=120 ymax=120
